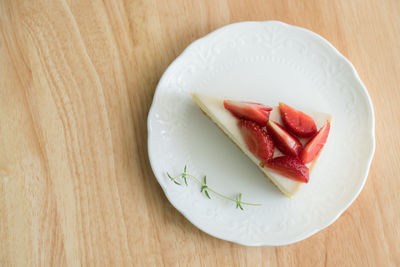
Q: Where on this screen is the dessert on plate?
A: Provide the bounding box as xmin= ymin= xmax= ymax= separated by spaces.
xmin=191 ymin=93 xmax=332 ymax=198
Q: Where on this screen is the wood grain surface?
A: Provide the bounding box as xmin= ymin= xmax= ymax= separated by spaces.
xmin=1 ymin=0 xmax=399 ymax=266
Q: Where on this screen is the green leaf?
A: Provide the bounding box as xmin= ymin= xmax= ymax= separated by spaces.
xmin=167 ymin=172 xmax=181 ymax=185
xmin=204 ymin=190 xmax=211 ymax=199
xmin=201 ymin=185 xmax=207 ymax=192
xmin=167 ymin=172 xmax=173 ymax=180
xmin=184 ymin=165 xmax=187 ymax=173
xmin=235 ymin=194 xmax=244 ymax=209
xmin=203 ymin=175 xmax=207 ymax=185
xmin=183 ymin=176 xmax=188 ymax=186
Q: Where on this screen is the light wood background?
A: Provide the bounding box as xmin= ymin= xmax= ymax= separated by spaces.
xmin=1 ymin=0 xmax=399 ymax=266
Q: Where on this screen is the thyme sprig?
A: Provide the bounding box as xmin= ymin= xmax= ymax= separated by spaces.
xmin=167 ymin=165 xmax=261 ymax=210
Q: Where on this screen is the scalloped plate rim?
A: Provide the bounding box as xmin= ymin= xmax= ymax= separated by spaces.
xmin=147 ymin=20 xmax=375 ymax=246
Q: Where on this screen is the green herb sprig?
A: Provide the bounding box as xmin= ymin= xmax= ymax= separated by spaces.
xmin=167 ymin=165 xmax=261 ymax=210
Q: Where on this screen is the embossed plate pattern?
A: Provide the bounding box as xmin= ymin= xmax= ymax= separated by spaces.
xmin=147 ymin=21 xmax=375 ymax=246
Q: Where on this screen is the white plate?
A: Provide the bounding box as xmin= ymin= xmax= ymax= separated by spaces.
xmin=147 ymin=21 xmax=375 ymax=246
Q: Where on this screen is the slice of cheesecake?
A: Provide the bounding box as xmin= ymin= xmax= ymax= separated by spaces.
xmin=191 ymin=92 xmax=332 ymax=198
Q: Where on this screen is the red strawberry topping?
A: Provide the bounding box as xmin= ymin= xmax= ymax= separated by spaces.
xmin=279 ymin=103 xmax=317 ymax=137
xmin=266 ymin=120 xmax=303 ymax=157
xmin=265 ymin=156 xmax=309 ymax=183
xmin=238 ymin=119 xmax=274 ymax=161
xmin=300 ymin=121 xmax=331 ymax=164
xmin=224 ymin=100 xmax=272 ymax=126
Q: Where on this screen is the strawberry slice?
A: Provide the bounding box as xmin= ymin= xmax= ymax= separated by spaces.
xmin=300 ymin=121 xmax=331 ymax=164
xmin=265 ymin=156 xmax=309 ymax=183
xmin=224 ymin=100 xmax=272 ymax=126
xmin=279 ymin=103 xmax=317 ymax=137
xmin=266 ymin=120 xmax=303 ymax=157
xmin=238 ymin=119 xmax=274 ymax=161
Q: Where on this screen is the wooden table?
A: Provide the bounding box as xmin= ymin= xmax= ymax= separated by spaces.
xmin=1 ymin=0 xmax=399 ymax=266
